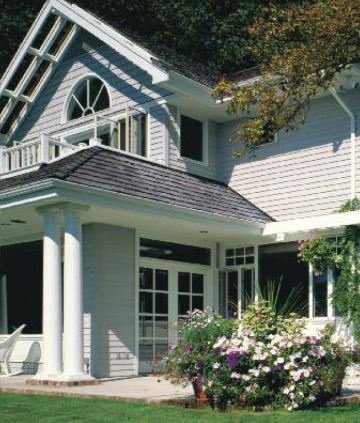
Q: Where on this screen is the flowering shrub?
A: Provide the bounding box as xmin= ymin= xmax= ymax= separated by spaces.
xmin=164 ymin=304 xmax=349 ymax=411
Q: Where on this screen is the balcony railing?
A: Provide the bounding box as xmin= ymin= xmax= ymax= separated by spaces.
xmin=0 ymin=135 xmax=81 ymax=177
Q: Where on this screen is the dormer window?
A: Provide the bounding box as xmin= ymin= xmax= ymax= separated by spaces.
xmin=67 ymin=76 xmax=110 ymax=121
xmin=180 ymin=114 xmax=207 ymax=164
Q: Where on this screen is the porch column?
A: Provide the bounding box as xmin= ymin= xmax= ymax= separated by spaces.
xmin=63 ymin=205 xmax=89 ymax=379
xmin=39 ymin=207 xmax=63 ymax=376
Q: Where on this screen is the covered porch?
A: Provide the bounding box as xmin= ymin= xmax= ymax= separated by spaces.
xmin=0 ymin=150 xmax=268 ymax=381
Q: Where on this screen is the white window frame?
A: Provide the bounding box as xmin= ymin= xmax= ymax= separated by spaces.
xmin=176 ymin=109 xmax=209 ymax=166
xmin=62 ymin=73 xmax=112 ymax=124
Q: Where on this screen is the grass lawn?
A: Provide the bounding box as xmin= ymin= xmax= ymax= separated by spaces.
xmin=0 ymin=393 xmax=359 ymax=423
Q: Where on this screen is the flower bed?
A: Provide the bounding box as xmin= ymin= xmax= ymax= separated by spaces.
xmin=164 ymin=304 xmax=349 ymax=411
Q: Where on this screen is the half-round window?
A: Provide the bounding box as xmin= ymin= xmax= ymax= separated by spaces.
xmin=67 ymin=76 xmax=110 ymax=121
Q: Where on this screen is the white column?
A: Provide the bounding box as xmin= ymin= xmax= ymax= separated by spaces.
xmin=63 ymin=206 xmax=88 ymax=378
xmin=0 ymin=275 xmax=8 ymax=334
xmin=39 ymin=208 xmax=63 ymax=376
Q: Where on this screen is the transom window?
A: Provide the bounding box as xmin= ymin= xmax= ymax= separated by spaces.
xmin=225 ymin=246 xmax=255 ymax=266
xmin=67 ymin=76 xmax=110 ymax=121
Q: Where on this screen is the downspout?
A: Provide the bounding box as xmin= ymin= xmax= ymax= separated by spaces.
xmin=329 ymin=87 xmax=356 ymax=199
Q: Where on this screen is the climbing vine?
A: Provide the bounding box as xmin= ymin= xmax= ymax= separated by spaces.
xmin=298 ymin=198 xmax=360 ymax=340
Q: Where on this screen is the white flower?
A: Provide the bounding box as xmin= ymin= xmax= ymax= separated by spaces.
xmin=276 ymin=357 xmax=285 ymax=364
xmin=309 ymin=380 xmax=316 ymax=386
xmin=263 ymin=366 xmax=271 ymax=373
xmin=309 ymin=394 xmax=316 ymax=402
xmin=231 ymin=372 xmax=241 ymax=379
xmin=212 ymin=362 xmax=220 ymax=370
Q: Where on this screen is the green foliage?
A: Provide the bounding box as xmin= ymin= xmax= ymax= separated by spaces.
xmin=298 ymin=198 xmax=360 ymax=341
xmin=0 ymin=0 xmax=308 ymax=77
xmin=212 ymin=0 xmax=360 ymax=157
xmin=298 ymin=236 xmax=337 ymax=274
xmin=257 ymin=279 xmax=308 ymax=318
xmin=164 ymin=304 xmax=348 ymax=411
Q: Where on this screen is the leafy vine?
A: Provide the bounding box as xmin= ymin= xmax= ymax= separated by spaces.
xmin=298 ymin=199 xmax=360 ymax=340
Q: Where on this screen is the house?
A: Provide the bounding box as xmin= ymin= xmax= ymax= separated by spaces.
xmin=0 ymin=0 xmax=359 ymax=383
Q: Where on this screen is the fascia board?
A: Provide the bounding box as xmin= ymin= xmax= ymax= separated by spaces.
xmin=263 ymin=210 xmax=360 ymax=236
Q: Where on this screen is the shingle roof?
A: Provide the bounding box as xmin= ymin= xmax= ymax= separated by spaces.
xmin=0 ymin=147 xmax=273 ymax=224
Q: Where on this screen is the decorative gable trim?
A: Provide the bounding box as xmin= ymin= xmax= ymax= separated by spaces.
xmin=0 ymin=0 xmax=169 ymax=143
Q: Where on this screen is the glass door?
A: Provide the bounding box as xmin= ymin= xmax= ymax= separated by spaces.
xmin=220 ymin=267 xmax=255 ymax=319
xmin=138 ymin=262 xmax=213 ymax=372
xmin=138 ymin=267 xmax=169 ymax=373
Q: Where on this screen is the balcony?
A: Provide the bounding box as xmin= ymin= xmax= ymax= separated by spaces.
xmin=0 ymin=135 xmax=81 ymax=178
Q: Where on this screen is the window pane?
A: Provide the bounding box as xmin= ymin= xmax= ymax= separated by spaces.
xmin=241 ymin=269 xmax=254 ymax=312
xmin=154 ymin=341 xmax=168 ymax=362
xmin=314 ymin=273 xmax=328 ymax=317
xmin=192 ymin=296 xmax=204 ymax=311
xmin=140 ymin=239 xmax=210 ymax=265
xmin=155 ymin=269 xmax=168 ymax=291
xmin=227 ymin=271 xmax=238 ymax=316
xmin=155 ymin=317 xmax=168 ymax=338
xmin=245 ymin=256 xmax=254 ymax=265
xmin=235 ymin=257 xmax=245 ymax=265
xmin=140 ymin=268 xmax=153 ymax=290
xmin=245 ymin=246 xmax=255 ymax=254
xmin=192 ymin=274 xmax=204 ymax=294
xmin=139 ymin=292 xmax=153 ymax=314
xmin=226 ymin=249 xmax=233 ymax=258
xmin=180 ymin=115 xmax=203 ymax=161
xmin=139 ymin=340 xmax=153 ymax=363
xmin=155 ymin=293 xmax=168 ymax=314
xmin=178 ymin=295 xmax=190 ymax=315
xmin=139 ymin=316 xmax=153 ymax=338
xmin=226 ymin=258 xmax=234 ymax=266
xmin=235 ymin=248 xmax=244 ymax=256
xmin=178 ymin=272 xmax=190 ymax=293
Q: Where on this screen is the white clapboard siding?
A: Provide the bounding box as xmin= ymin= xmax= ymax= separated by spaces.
xmin=218 ymin=89 xmax=360 ymax=221
xmin=83 ymin=223 xmax=136 ymax=378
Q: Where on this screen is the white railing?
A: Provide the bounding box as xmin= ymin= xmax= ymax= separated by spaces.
xmin=0 ymin=134 xmax=81 ymax=176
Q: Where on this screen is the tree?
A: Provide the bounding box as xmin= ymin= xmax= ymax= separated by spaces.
xmin=0 ymin=1 xmax=303 ymax=77
xmin=212 ymin=0 xmax=360 ymax=157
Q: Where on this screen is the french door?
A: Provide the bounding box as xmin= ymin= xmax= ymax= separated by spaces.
xmin=138 ymin=261 xmax=213 ymax=373
xmin=220 ymin=267 xmax=255 ymax=319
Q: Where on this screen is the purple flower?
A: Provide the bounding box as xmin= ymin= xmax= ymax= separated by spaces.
xmin=227 ymin=351 xmax=239 ymax=367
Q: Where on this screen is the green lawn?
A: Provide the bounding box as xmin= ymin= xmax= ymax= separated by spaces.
xmin=0 ymin=393 xmax=359 ymax=423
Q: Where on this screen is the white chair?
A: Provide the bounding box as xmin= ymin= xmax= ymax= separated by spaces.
xmin=0 ymin=324 xmax=26 ymax=376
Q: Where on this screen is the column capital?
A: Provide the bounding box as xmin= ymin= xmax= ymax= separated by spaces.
xmin=36 ymin=202 xmax=90 ymax=216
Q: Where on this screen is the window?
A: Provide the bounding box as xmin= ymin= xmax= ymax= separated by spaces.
xmin=178 ymin=272 xmax=204 ymax=317
xmin=67 ymin=76 xmax=110 ymax=121
xmin=226 ymin=246 xmax=255 ymax=266
xmin=313 ymin=272 xmax=328 ymax=317
xmin=140 ymin=239 xmax=211 ymax=265
xmin=114 ymin=113 xmax=147 ymax=157
xmin=180 ymin=114 xmax=204 ymax=162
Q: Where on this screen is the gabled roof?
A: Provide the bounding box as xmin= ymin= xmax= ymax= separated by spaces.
xmin=0 ymin=147 xmax=274 ymax=224
xmin=0 ymin=0 xmax=218 ymax=143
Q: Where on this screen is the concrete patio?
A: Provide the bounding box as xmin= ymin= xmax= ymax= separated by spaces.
xmin=0 ymin=375 xmax=194 ymax=403
xmin=1 ymin=374 xmax=360 ymax=405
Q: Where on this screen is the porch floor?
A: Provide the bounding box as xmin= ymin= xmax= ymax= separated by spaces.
xmin=0 ymin=375 xmax=194 ymax=403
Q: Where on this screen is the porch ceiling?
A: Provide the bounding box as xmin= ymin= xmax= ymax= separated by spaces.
xmin=0 ymin=198 xmax=268 ymax=246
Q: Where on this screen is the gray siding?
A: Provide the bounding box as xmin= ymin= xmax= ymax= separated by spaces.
xmin=12 ymin=29 xmax=170 ymax=146
xmin=219 ymin=89 xmax=360 ymax=221
xmin=83 ymin=223 xmax=136 ymax=378
xmin=166 ymin=104 xmax=219 ymax=179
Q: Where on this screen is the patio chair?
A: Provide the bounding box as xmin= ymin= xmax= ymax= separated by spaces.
xmin=0 ymin=324 xmax=26 ymax=376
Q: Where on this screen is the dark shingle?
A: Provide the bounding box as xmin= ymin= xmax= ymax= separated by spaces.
xmin=0 ymin=147 xmax=273 ymax=224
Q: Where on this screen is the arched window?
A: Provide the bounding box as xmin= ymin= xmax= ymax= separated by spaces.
xmin=67 ymin=76 xmax=110 ymax=121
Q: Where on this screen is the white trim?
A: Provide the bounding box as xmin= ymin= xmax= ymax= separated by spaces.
xmin=263 ymin=210 xmax=360 ymax=237
xmin=134 ymin=229 xmax=140 ymax=375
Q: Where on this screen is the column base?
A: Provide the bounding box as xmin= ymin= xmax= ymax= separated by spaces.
xmin=27 ymin=373 xmax=100 ymax=387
